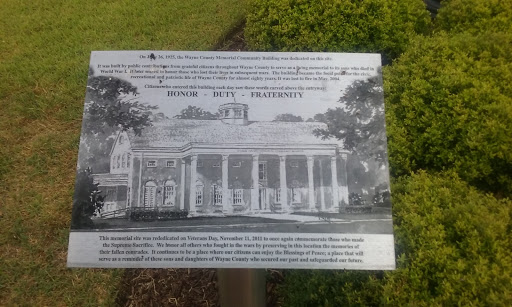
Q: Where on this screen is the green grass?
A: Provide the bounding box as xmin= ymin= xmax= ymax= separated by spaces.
xmin=0 ymin=0 xmax=248 ymax=305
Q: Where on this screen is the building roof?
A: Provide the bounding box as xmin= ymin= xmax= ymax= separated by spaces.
xmin=126 ymin=119 xmax=339 ymax=149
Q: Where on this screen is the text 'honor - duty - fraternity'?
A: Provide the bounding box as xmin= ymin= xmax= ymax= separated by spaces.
xmin=167 ymin=91 xmax=304 ymax=99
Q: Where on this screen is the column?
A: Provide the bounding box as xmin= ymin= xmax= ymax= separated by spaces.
xmin=222 ymin=154 xmax=231 ymax=213
xmin=340 ymin=153 xmax=349 ymax=206
xmin=137 ymin=153 xmax=144 ymax=207
xmin=307 ymin=155 xmax=315 ymax=210
xmin=251 ymin=154 xmax=259 ymax=211
xmin=331 ymin=155 xmax=339 ymax=211
xmin=319 ymin=159 xmax=325 ymax=211
xmin=189 ymin=155 xmax=197 ymax=214
xmin=179 ymin=159 xmax=186 ymax=210
xmin=279 ymin=155 xmax=288 ymax=211
xmin=266 ymin=187 xmax=270 ymax=211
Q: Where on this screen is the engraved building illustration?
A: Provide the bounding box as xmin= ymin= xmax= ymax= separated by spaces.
xmin=94 ymin=103 xmax=349 ymax=218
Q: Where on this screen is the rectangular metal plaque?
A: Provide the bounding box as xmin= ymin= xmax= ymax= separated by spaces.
xmin=68 ymin=51 xmax=395 ymax=270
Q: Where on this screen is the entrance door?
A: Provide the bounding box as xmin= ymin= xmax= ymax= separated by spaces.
xmin=259 ymin=187 xmax=267 ymax=210
xmin=143 ymin=181 xmax=157 ymax=207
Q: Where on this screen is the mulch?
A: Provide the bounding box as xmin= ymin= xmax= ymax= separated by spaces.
xmin=115 ymin=269 xmax=218 ymax=306
xmin=115 ymin=24 xmax=285 ymax=307
xmin=115 ymin=268 xmax=284 ymax=307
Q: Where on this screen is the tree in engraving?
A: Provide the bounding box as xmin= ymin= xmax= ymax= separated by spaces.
xmin=313 ymin=75 xmax=386 ymax=162
xmin=174 ymin=105 xmax=219 ymax=120
xmin=79 ymin=67 xmax=157 ymax=171
xmin=273 ymin=113 xmax=304 ymax=122
xmin=71 ymin=168 xmax=104 ymax=229
xmin=83 ymin=68 xmax=157 ymax=136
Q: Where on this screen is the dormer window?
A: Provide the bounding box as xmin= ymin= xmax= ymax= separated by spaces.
xmin=234 ymin=109 xmax=242 ymax=117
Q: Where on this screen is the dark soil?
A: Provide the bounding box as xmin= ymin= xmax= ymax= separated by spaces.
xmin=115 ymin=24 xmax=284 ymax=307
xmin=214 ymin=21 xmax=248 ymax=52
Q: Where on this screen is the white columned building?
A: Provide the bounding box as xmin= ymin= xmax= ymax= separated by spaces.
xmin=94 ymin=102 xmax=351 ymax=218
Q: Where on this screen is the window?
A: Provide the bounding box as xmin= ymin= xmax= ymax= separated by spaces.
xmin=213 ymin=162 xmax=220 ymax=168
xmin=143 ymin=181 xmax=157 ymax=207
xmin=122 ymin=153 xmax=126 ymax=168
xmin=147 ymin=160 xmax=156 ymax=167
xmin=116 ymin=155 xmax=121 ymax=168
xmin=234 ymin=109 xmax=242 ymax=117
xmin=166 ymin=160 xmax=176 ymax=168
xmin=196 ymin=181 xmax=204 ymax=205
xmin=196 ymin=190 xmax=203 ymax=205
xmin=127 ymin=153 xmax=131 ymax=168
xmin=275 ymin=188 xmax=281 ymax=203
xmin=224 ymin=110 xmax=230 ymax=117
xmin=105 ymin=187 xmax=116 ymax=202
xmin=290 ymin=161 xmax=299 ymax=168
xmin=258 ymin=162 xmax=267 ymax=180
xmin=244 ymin=110 xmax=248 ymax=119
xmin=119 ymin=135 xmax=124 ymax=144
xmin=163 ymin=180 xmax=176 ymax=206
xmin=292 ymin=188 xmax=302 ymax=203
xmin=232 ymin=161 xmax=241 ymax=167
xmin=212 ymin=184 xmax=222 ymax=205
xmin=233 ymin=189 xmax=243 ymax=205
xmin=112 ymin=156 xmax=116 ymax=169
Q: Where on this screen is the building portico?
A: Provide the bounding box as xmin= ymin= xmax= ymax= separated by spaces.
xmin=125 ymin=149 xmax=349 ymax=215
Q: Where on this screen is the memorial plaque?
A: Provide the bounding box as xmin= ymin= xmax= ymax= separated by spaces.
xmin=67 ymin=51 xmax=395 ymax=270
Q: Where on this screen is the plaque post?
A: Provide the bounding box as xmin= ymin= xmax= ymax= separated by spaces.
xmin=217 ymin=268 xmax=266 ymax=307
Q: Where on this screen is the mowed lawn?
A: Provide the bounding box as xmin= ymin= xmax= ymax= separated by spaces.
xmin=0 ymin=0 xmax=248 ymax=305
